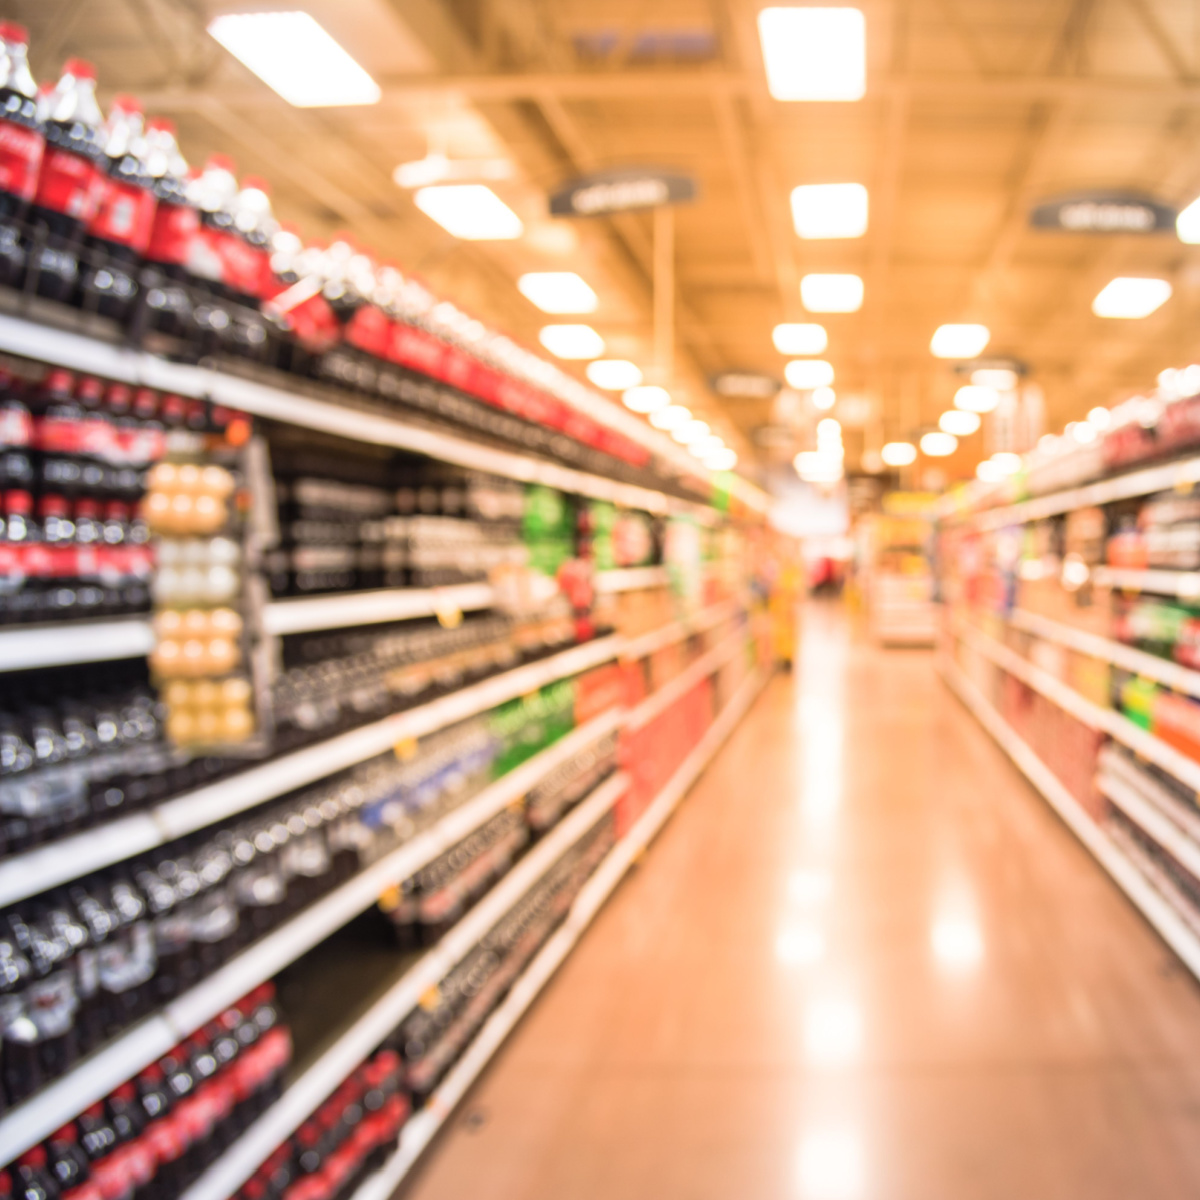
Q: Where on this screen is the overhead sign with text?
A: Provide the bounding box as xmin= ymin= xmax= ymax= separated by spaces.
xmin=1029 ymin=190 xmax=1177 ymax=234
xmin=550 ymin=167 xmax=697 ymax=217
xmin=711 ymin=371 xmax=781 ymax=400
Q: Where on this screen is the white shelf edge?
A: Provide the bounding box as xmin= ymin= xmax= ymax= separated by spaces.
xmin=0 ymin=617 xmax=155 ymax=671
xmin=594 ymin=566 xmax=670 ymax=594
xmin=0 ymin=636 xmax=621 ymax=909
xmin=347 ymin=666 xmax=770 ymax=1200
xmin=951 ymin=616 xmax=1200 ymax=796
xmin=176 ymin=769 xmax=630 ymax=1200
xmin=938 ymin=655 xmax=1200 ymax=985
xmin=0 ymin=708 xmax=624 ymax=1167
xmin=626 ymin=639 xmax=741 ymax=732
xmin=262 ymin=583 xmax=497 ymax=637
xmin=1092 ymin=566 xmax=1200 ymax=600
xmin=1096 ymin=770 xmax=1200 ymax=882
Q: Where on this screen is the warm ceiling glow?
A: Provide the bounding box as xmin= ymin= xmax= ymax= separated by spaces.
xmin=920 ymin=430 xmax=957 ymax=457
xmin=939 ymin=409 xmax=981 ymax=436
xmin=1092 ymin=276 xmax=1172 ymax=319
xmin=691 ymin=434 xmax=725 ymax=457
xmin=537 ymin=324 xmax=604 ymax=359
xmin=673 ymin=419 xmax=711 ymax=445
xmin=954 ymin=384 xmax=999 ymax=413
xmin=976 ymin=459 xmax=1006 ymax=483
xmin=518 ymin=271 xmax=597 ymax=313
xmin=207 ymin=12 xmax=381 ymax=107
xmin=650 ymin=404 xmax=692 ymax=431
xmin=415 ymin=184 xmax=523 ymax=240
xmin=930 ymin=324 xmax=990 ymax=359
xmin=1179 ymin=196 xmax=1200 ymax=243
xmin=757 ymin=7 xmax=866 ymax=101
xmin=703 ymin=447 xmax=738 ymax=471
xmin=794 ymin=451 xmax=845 ymax=484
xmin=623 ymin=385 xmax=671 ymax=414
xmin=811 ymin=386 xmax=836 ymax=411
xmin=773 ymin=323 xmax=828 ymax=354
xmin=881 ymin=441 xmax=916 ymax=467
xmin=785 ymin=360 xmax=836 ymax=389
xmin=971 ymin=367 xmax=1017 ymax=391
xmin=790 ymin=183 xmax=868 ymax=239
xmin=796 ymin=1125 xmax=866 ymax=1200
xmin=991 ymin=451 xmax=1022 ymax=475
xmin=585 ymin=359 xmax=642 ymax=389
xmin=801 ymin=274 xmax=863 ymax=313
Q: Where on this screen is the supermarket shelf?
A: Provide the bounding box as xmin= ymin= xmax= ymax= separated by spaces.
xmin=939 ymin=655 xmax=1200 ymax=985
xmin=626 ymin=639 xmax=741 ymax=732
xmin=177 ymin=769 xmax=630 ymax=1200
xmin=951 ymin=617 xmax=1200 ymax=796
xmin=1091 ymin=566 xmax=1200 ymax=600
xmin=0 ymin=312 xmax=722 ymax=520
xmin=969 ymin=454 xmax=1200 ymax=532
xmin=0 ymin=709 xmax=624 ymax=1166
xmin=0 ymin=616 xmax=155 ymax=671
xmin=1096 ymin=770 xmax=1200 ymax=883
xmin=262 ymin=583 xmax=496 ymax=637
xmin=1100 ymin=745 xmax=1200 ymax=846
xmin=594 ymin=566 xmax=670 ymax=594
xmin=619 ymin=600 xmax=740 ymax=662
xmin=349 ymin=665 xmax=770 ymax=1200
xmin=1008 ymin=607 xmax=1200 ymax=700
xmin=0 ymin=636 xmax=620 ymax=909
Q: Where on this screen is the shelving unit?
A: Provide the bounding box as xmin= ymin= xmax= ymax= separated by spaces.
xmin=0 ymin=616 xmax=156 ymax=670
xmin=594 ymin=566 xmax=671 ymax=594
xmin=1091 ymin=566 xmax=1200 ymax=600
xmin=261 ymin=583 xmax=498 ymax=637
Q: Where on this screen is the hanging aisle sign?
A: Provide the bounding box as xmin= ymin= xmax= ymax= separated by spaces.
xmin=710 ymin=371 xmax=781 ymax=399
xmin=1029 ymin=190 xmax=1177 ymax=234
xmin=550 ymin=167 xmax=697 ymax=216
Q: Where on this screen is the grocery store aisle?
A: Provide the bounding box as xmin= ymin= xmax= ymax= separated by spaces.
xmin=402 ymin=602 xmax=1200 ymax=1200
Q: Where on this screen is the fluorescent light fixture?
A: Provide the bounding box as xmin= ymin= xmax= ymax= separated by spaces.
xmin=757 ymin=7 xmax=866 ymax=101
xmin=393 ymin=154 xmax=513 ymax=189
xmin=585 ymin=359 xmax=642 ymax=389
xmin=518 ymin=272 xmax=598 ymax=313
xmin=954 ymin=384 xmax=999 ymax=413
xmin=650 ymin=404 xmax=692 ymax=431
xmin=812 ymin=386 xmax=836 ymax=411
xmin=939 ymin=409 xmax=980 ymax=436
xmin=976 ymin=459 xmax=1006 ymax=483
xmin=971 ymin=367 xmax=1017 ymax=391
xmin=920 ymin=430 xmax=957 ymax=457
xmin=623 ymin=385 xmax=671 ymax=414
xmin=817 ymin=417 xmax=842 ymax=441
xmin=801 ymin=274 xmax=863 ymax=313
xmin=991 ymin=451 xmax=1022 ymax=475
xmin=537 ymin=324 xmax=604 ymax=359
xmin=704 ymin=447 xmax=738 ymax=471
xmin=207 ymin=12 xmax=381 ymax=108
xmin=785 ymin=359 xmax=835 ymax=389
xmin=773 ymin=323 xmax=828 ymax=354
xmin=691 ymin=434 xmax=725 ymax=457
xmin=881 ymin=441 xmax=916 ymax=467
xmin=673 ymin=419 xmax=711 ymax=446
xmin=415 ymin=184 xmax=523 ymax=240
xmin=930 ymin=324 xmax=990 ymax=359
xmin=790 ymin=183 xmax=868 ymax=239
xmin=1093 ymin=276 xmax=1172 ymax=318
xmin=1179 ymin=196 xmax=1200 ymax=243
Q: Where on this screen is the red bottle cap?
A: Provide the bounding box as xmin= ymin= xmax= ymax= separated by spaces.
xmin=0 ymin=23 xmax=29 ymax=44
xmin=77 ymin=376 xmax=104 ymax=404
xmin=110 ymin=94 xmax=142 ymax=114
xmin=62 ymin=58 xmax=96 ymax=81
xmin=133 ymin=388 xmax=158 ymax=417
xmin=241 ymin=176 xmax=270 ymax=194
xmin=4 ymin=490 xmax=32 ymax=516
xmin=146 ymin=117 xmax=175 ymax=134
xmin=43 ymin=368 xmax=75 ymax=394
xmin=206 ymin=154 xmax=236 ymax=174
xmin=50 ymin=1122 xmax=79 ymax=1143
xmin=138 ymin=1062 xmax=165 ymax=1083
xmin=16 ymin=1146 xmax=46 ymax=1168
xmin=105 ymin=383 xmax=132 ymax=413
xmin=112 ymin=1082 xmax=136 ymax=1102
xmin=38 ymin=494 xmax=69 ymax=518
xmin=75 ymin=498 xmax=100 ymax=519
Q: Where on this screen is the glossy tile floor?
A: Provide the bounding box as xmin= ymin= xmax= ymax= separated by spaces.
xmin=401 ymin=603 xmax=1200 ymax=1200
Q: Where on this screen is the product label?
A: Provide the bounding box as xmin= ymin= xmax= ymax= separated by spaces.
xmin=388 ymin=324 xmax=446 ymax=376
xmin=34 ymin=146 xmax=101 ymax=223
xmin=0 ymin=401 xmax=32 ymax=448
xmin=89 ymin=177 xmax=156 ymax=253
xmin=345 ymin=304 xmax=392 ymax=358
xmin=0 ymin=120 xmax=44 ymax=202
xmin=146 ymin=201 xmax=199 ymax=266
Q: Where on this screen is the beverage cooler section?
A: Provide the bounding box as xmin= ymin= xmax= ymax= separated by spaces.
xmin=0 ymin=26 xmax=774 ymax=1191
xmin=939 ymin=371 xmax=1200 ymax=983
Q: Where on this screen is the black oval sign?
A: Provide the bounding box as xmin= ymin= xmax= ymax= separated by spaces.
xmin=550 ymin=167 xmax=697 ymax=217
xmin=1030 ymin=190 xmax=1177 ymax=234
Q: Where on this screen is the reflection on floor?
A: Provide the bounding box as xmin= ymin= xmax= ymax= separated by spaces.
xmin=400 ymin=601 xmax=1200 ymax=1200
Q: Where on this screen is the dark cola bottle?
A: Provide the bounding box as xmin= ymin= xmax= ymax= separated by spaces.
xmin=0 ymin=24 xmax=43 ymax=287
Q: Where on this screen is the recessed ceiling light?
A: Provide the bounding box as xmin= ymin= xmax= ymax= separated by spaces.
xmin=1092 ymin=277 xmax=1172 ymax=319
xmin=703 ymin=447 xmax=738 ymax=471
xmin=930 ymin=324 xmax=990 ymax=358
xmin=207 ymin=12 xmax=382 ymax=107
xmin=881 ymin=441 xmax=916 ymax=466
xmin=991 ymin=451 xmax=1022 ymax=475
xmin=939 ymin=409 xmax=981 ymax=436
xmin=623 ymin=385 xmax=671 ymax=414
xmin=518 ymin=272 xmax=598 ymax=313
xmin=920 ymin=430 xmax=957 ymax=457
xmin=801 ymin=274 xmax=863 ymax=313
xmin=954 ymin=384 xmax=999 ymax=413
xmin=785 ymin=360 xmax=836 ymax=389
xmin=585 ymin=359 xmax=642 ymax=389
xmin=811 ymin=386 xmax=836 ymax=411
xmin=650 ymin=404 xmax=692 ymax=431
xmin=757 ymin=7 xmax=866 ymax=101
xmin=976 ymin=459 xmax=1006 ymax=483
xmin=773 ymin=323 xmax=828 ymax=354
xmin=970 ymin=367 xmax=1017 ymax=390
xmin=790 ymin=183 xmax=868 ymax=239
xmin=415 ymin=184 xmax=523 ymax=240
xmin=537 ymin=324 xmax=604 ymax=359
xmin=674 ymin=419 xmax=711 ymax=445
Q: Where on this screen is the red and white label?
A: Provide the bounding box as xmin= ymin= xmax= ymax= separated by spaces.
xmin=34 ymin=146 xmax=101 ymax=223
xmin=89 ymin=176 xmax=156 ymax=253
xmin=146 ymin=201 xmax=199 ymax=267
xmin=0 ymin=120 xmax=44 ymax=202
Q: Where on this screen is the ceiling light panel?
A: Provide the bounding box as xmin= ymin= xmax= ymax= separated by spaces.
xmin=585 ymin=359 xmax=642 ymax=389
xmin=1092 ymin=277 xmax=1172 ymax=318
xmin=650 ymin=405 xmax=692 ymax=431
xmin=207 ymin=12 xmax=381 ymax=107
xmin=623 ymin=385 xmax=671 ymax=414
xmin=773 ymin=323 xmax=828 ymax=354
xmin=785 ymin=360 xmax=836 ymax=389
xmin=790 ymin=183 xmax=868 ymax=239
xmin=415 ymin=185 xmax=523 ymax=240
xmin=920 ymin=431 xmax=958 ymax=457
xmin=801 ymin=274 xmax=863 ymax=313
xmin=930 ymin=324 xmax=990 ymax=358
xmin=939 ymin=409 xmax=981 ymax=436
xmin=538 ymin=324 xmax=605 ymax=359
xmin=881 ymin=441 xmax=916 ymax=466
xmin=518 ymin=272 xmax=598 ymax=313
xmin=954 ymin=385 xmax=999 ymax=413
xmin=757 ymin=7 xmax=866 ymax=101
